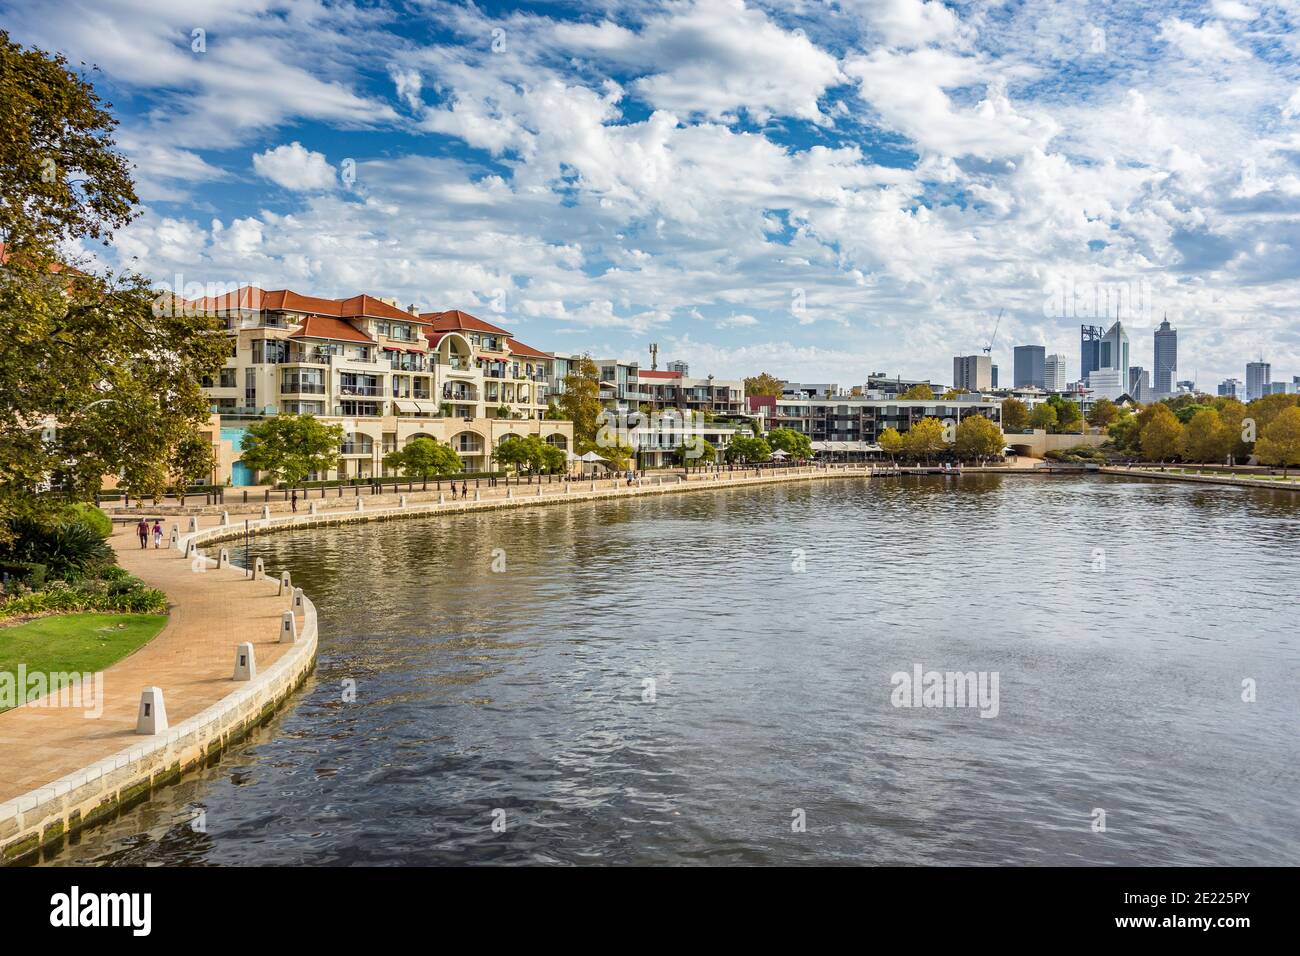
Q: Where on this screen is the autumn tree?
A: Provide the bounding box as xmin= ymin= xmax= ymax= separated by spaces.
xmin=1028 ymin=403 xmax=1058 ymax=431
xmin=1180 ymin=409 xmax=1231 ymax=464
xmin=878 ymin=426 xmax=905 ymax=461
xmin=1254 ymin=406 xmax=1300 ymax=475
xmin=743 ymin=372 xmax=783 ymax=398
xmin=1000 ymin=397 xmax=1030 ymax=432
xmin=558 ymin=356 xmax=602 ymax=451
xmin=384 ymin=436 xmax=462 ymax=487
xmin=904 ymin=417 xmax=946 ymax=461
xmin=899 ymin=383 xmax=935 ymax=400
xmin=1087 ymin=398 xmax=1119 ymax=430
xmin=1139 ymin=404 xmax=1183 ymax=463
xmin=955 ymin=415 xmax=1005 ymax=461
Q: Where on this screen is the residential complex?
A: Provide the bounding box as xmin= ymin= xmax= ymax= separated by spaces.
xmin=953 ymin=354 xmax=993 ymax=392
xmin=192 ymin=287 xmax=571 ymax=483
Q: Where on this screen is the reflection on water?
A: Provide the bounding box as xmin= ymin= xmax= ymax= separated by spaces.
xmin=43 ymin=475 xmax=1300 ymax=865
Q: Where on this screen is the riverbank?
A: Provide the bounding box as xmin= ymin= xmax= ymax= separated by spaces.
xmin=1099 ymin=465 xmax=1300 ymax=492
xmin=0 ymin=523 xmax=317 ymax=864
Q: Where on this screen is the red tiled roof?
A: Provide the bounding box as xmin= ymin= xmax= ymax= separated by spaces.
xmin=288 ymin=315 xmax=376 ymax=344
xmin=190 ymin=286 xmax=418 ymax=321
xmin=418 ymin=309 xmax=513 ymax=336
xmin=638 ymin=370 xmax=682 ymax=379
xmin=506 ymin=338 xmax=551 ymax=359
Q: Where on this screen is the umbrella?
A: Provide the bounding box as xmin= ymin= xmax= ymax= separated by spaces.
xmin=770 ymin=449 xmax=789 ymax=459
xmin=580 ymin=451 xmax=609 ymax=462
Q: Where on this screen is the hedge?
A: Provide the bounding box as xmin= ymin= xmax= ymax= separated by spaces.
xmin=0 ymin=573 xmax=167 ymax=619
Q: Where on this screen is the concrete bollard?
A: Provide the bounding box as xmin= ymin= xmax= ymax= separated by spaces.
xmin=280 ymin=610 xmax=297 ymax=644
xmin=309 ymin=500 xmax=318 ymax=515
xmin=591 ymin=481 xmax=596 ymax=492
xmin=565 ymin=483 xmax=571 ymax=495
xmin=439 ymin=493 xmax=445 ymax=505
xmin=506 ymin=488 xmax=512 ymax=499
xmin=262 ymin=505 xmax=271 ymax=520
xmin=400 ymin=494 xmax=407 ymax=508
xmin=537 ymin=485 xmax=543 ymax=497
xmin=355 ymin=498 xmax=364 ymax=512
xmin=185 ymin=540 xmax=196 ymax=557
xmin=292 ymin=586 xmax=305 ymax=611
xmin=135 ymin=687 xmax=168 ymax=735
xmin=253 ymin=557 xmax=264 ymax=580
xmin=233 ymin=642 xmax=256 ymax=681
xmin=217 ymin=547 xmax=229 ymax=569
xmin=221 ymin=511 xmax=230 ymax=526
xmin=169 ymin=527 xmax=179 ymax=548
xmin=474 ymin=490 xmax=480 ymax=501
xmin=278 ymin=570 xmax=292 ymax=595
xmin=189 ymin=516 xmax=199 ymax=533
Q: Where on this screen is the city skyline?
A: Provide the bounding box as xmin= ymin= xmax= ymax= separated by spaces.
xmin=3 ymin=0 xmax=1298 ymax=387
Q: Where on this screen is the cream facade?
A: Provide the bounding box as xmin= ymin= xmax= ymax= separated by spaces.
xmin=193 ymin=288 xmax=571 ymax=481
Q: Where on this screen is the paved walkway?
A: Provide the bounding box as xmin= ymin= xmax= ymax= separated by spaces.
xmin=0 ymin=519 xmax=300 ymax=804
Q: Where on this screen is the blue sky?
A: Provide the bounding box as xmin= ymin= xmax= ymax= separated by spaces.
xmin=5 ymin=0 xmax=1300 ymax=386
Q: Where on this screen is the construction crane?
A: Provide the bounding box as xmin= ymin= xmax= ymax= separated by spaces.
xmin=983 ymin=308 xmax=1002 ymax=355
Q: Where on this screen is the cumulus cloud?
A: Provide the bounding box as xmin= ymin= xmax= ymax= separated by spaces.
xmin=252 ymin=143 xmax=337 ymax=191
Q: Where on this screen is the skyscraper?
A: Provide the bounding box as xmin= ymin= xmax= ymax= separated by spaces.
xmin=1218 ymin=379 xmax=1242 ymax=400
xmin=1153 ymin=316 xmax=1177 ymax=395
xmin=1246 ymin=361 xmax=1270 ymax=401
xmin=1129 ymin=366 xmax=1150 ymax=402
xmin=1080 ymin=325 xmax=1103 ymax=381
xmin=952 ymin=354 xmax=992 ymax=392
xmin=1044 ymin=353 xmax=1068 ymax=392
xmin=1013 ymin=345 xmax=1046 ymax=389
xmin=1087 ymin=320 xmax=1130 ymax=400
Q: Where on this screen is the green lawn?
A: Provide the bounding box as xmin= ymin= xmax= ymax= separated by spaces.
xmin=0 ymin=613 xmax=167 ymax=710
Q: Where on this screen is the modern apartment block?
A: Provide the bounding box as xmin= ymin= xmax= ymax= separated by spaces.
xmin=1246 ymin=361 xmax=1271 ymax=401
xmin=193 ymin=287 xmax=572 ymax=482
xmin=1153 ymin=317 xmax=1177 ymax=394
xmin=953 ymin=355 xmax=993 ymax=392
xmin=1044 ymin=353 xmax=1069 ymax=392
xmin=1012 ymin=345 xmax=1045 ymax=389
xmin=765 ymin=394 xmax=1004 ymax=452
xmin=635 ymin=369 xmax=747 ymax=416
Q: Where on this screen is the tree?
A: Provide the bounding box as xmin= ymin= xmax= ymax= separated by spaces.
xmin=1181 ymin=409 xmax=1231 ymax=464
xmin=904 ymin=417 xmax=946 ymax=461
xmin=1254 ymin=406 xmax=1300 ymax=475
xmin=1047 ymin=394 xmax=1081 ymax=432
xmin=558 ymin=356 xmax=602 ymax=451
xmin=766 ymin=427 xmax=813 ymax=459
xmin=674 ymin=439 xmax=716 ymax=468
xmin=384 ymin=436 xmax=461 ymax=487
xmin=238 ymin=415 xmax=344 ymax=486
xmin=743 ymin=372 xmax=783 ymax=398
xmin=1246 ymin=393 xmax=1300 ymax=434
xmin=0 ymin=31 xmax=136 ymax=256
xmin=725 ymin=435 xmax=772 ymax=463
xmin=602 ymin=440 xmax=637 ymax=471
xmin=878 ymin=426 xmax=904 ymax=461
xmin=1087 ymin=398 xmax=1119 ymax=429
xmin=940 ymin=388 xmax=967 ymax=400
xmin=1000 ymin=397 xmax=1030 ymax=432
xmin=955 ymin=415 xmax=1005 ymax=461
xmin=0 ymin=34 xmax=229 ymax=540
xmin=1106 ymin=414 xmax=1140 ymax=456
xmin=493 ymin=434 xmax=552 ymax=476
xmin=1139 ymin=404 xmax=1183 ymax=463
xmin=1028 ymin=403 xmax=1058 ymax=431
xmin=899 ymin=383 xmax=934 ymax=400
xmin=1214 ymin=398 xmax=1252 ymax=463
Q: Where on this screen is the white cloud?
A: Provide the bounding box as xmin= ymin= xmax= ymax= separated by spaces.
xmin=1158 ymin=18 xmax=1251 ymax=62
xmin=252 ymin=143 xmax=337 ymax=191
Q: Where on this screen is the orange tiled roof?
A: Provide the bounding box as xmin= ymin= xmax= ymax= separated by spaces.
xmin=191 ymin=285 xmax=417 ymax=321
xmin=506 ymin=338 xmax=551 ymax=360
xmin=287 ymin=315 xmax=376 ymax=344
xmin=418 ymin=309 xmax=513 ymax=336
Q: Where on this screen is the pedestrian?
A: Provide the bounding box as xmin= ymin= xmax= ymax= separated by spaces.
xmin=461 ymin=480 xmax=468 ymax=498
xmin=291 ymin=489 xmax=298 ymax=513
xmin=136 ymin=517 xmax=149 ymax=549
xmin=450 ymin=483 xmax=457 ymax=500
xmin=152 ymin=519 xmax=163 ymax=549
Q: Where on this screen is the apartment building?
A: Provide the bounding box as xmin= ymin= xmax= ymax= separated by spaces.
xmin=193 ymin=287 xmax=571 ymax=482
xmin=636 ymin=370 xmax=747 ymax=417
xmin=766 ymin=394 xmax=1004 ymax=452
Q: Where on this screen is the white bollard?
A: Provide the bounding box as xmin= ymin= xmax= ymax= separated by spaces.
xmin=565 ymin=483 xmax=571 ymax=495
xmin=169 ymin=527 xmax=179 ymax=548
xmin=233 ymin=642 xmax=256 ymax=681
xmin=135 ymin=687 xmax=168 ymax=735
xmin=217 ymin=547 xmax=228 ymax=569
xmin=261 ymin=505 xmax=271 ymax=520
xmin=309 ymin=500 xmax=318 ymax=515
xmin=590 ymin=481 xmax=596 ymax=492
xmin=292 ymin=586 xmax=305 ymax=611
xmin=185 ymin=540 xmax=196 ymax=557
xmin=221 ymin=511 xmax=230 ymax=527
xmin=439 ymin=493 xmax=445 ymax=505
xmin=400 ymin=494 xmax=408 ymax=508
xmin=506 ymin=487 xmax=512 ymax=499
xmin=474 ymin=490 xmax=480 ymax=501
xmin=253 ymin=557 xmax=264 ymax=580
xmin=189 ymin=516 xmax=199 ymax=533
xmin=355 ymin=498 xmax=364 ymax=512
xmin=278 ymin=570 xmax=292 ymax=595
xmin=280 ymin=611 xmax=297 ymax=644
xmin=537 ymin=485 xmax=543 ymax=496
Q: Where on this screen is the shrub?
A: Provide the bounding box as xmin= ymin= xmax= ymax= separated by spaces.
xmin=3 ymin=517 xmax=113 ymax=580
xmin=0 ymin=561 xmax=46 ymax=590
xmin=0 ymin=573 xmax=167 ymax=618
xmin=66 ymin=503 xmax=113 ymax=539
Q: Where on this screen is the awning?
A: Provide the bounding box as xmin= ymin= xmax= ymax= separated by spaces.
xmin=394 ymin=400 xmax=419 ymax=414
xmin=810 ymin=440 xmax=882 ymax=452
xmin=412 ymin=401 xmax=438 ymax=414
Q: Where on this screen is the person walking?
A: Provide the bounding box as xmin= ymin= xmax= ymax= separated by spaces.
xmin=151 ymin=519 xmax=163 ymax=549
xmin=291 ymin=489 xmax=298 ymax=513
xmin=136 ymin=518 xmax=149 ymax=549
xmin=461 ymin=480 xmax=468 ymax=498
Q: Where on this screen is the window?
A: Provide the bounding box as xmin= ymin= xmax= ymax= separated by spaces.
xmin=244 ymin=368 xmax=256 ymax=406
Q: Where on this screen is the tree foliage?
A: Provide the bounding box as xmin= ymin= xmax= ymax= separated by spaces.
xmin=384 ymin=436 xmax=462 ymax=482
xmin=559 ymin=356 xmax=602 ymax=451
xmin=904 ymin=417 xmax=946 ymax=460
xmin=1255 ymin=406 xmax=1300 ymax=474
xmin=238 ymin=415 xmax=344 ymax=486
xmin=1087 ymin=398 xmax=1119 ymax=429
xmin=1139 ymin=404 xmax=1183 ymax=462
xmin=898 ymin=383 xmax=934 ymax=400
xmin=1181 ymin=408 xmax=1232 ymax=463
xmin=766 ymin=427 xmax=813 ymax=459
xmin=725 ymin=434 xmax=772 ymax=463
xmin=743 ymin=372 xmax=783 ymax=398
xmin=955 ymin=414 xmax=1005 ymax=460
xmin=878 ymin=426 xmax=905 ymax=459
xmin=493 ymin=434 xmax=565 ymax=475
xmin=1000 ymin=397 xmax=1030 ymax=432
